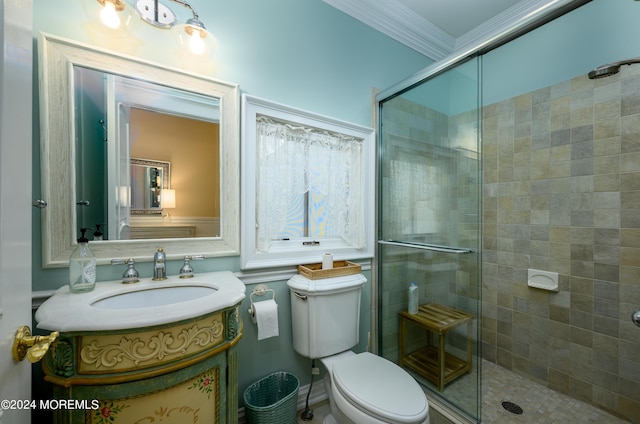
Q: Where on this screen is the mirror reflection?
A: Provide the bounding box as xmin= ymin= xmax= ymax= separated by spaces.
xmin=130 ymin=158 xmax=168 ymax=213
xmin=73 ymin=66 xmax=220 ymax=241
xmin=39 ymin=33 xmax=239 ymax=267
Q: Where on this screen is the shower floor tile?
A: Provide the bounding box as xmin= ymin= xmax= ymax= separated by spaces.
xmin=481 ymin=360 xmax=629 ymax=424
xmin=300 ymin=360 xmax=630 ymax=423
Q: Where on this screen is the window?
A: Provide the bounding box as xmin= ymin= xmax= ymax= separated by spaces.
xmin=241 ymin=95 xmax=374 ymax=269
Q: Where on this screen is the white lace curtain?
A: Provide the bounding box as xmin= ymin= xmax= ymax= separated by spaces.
xmin=256 ymin=115 xmax=364 ymax=252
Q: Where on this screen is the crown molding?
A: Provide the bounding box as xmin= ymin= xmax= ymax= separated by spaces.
xmin=323 ymin=0 xmax=559 ymax=61
xmin=455 ymin=0 xmax=559 ymax=51
xmin=323 ymin=0 xmax=455 ymax=60
xmin=375 ymin=0 xmax=583 ymax=101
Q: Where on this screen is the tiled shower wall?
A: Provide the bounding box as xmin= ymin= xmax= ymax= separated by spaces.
xmin=481 ymin=66 xmax=640 ymax=422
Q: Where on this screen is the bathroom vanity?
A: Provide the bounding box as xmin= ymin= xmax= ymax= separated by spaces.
xmin=36 ymin=272 xmax=245 ymax=424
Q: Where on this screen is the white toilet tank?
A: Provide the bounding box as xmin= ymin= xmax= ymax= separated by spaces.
xmin=287 ymin=273 xmax=367 ymax=359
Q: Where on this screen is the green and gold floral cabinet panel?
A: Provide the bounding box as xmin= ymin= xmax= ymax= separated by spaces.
xmin=42 ymin=304 xmax=242 ymax=424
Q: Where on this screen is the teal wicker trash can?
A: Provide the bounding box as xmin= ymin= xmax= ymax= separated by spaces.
xmin=243 ymin=371 xmax=299 ymax=424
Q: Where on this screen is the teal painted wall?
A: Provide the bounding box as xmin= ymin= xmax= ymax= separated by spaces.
xmin=483 ymin=0 xmax=640 ymax=106
xmin=397 ymin=0 xmax=640 ymax=116
xmin=30 ymin=0 xmax=430 ymax=410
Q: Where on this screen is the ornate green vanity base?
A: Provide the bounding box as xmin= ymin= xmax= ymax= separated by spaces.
xmin=41 ymin=305 xmax=242 ymax=424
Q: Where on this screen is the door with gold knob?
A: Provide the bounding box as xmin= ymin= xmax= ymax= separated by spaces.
xmin=12 ymin=327 xmax=59 ymax=364
xmin=0 ymin=1 xmax=33 ymax=423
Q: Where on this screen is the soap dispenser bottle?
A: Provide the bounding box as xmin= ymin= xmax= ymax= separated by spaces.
xmin=69 ymin=228 xmax=97 ymax=293
xmin=408 ymin=282 xmax=419 ymax=314
xmin=93 ymin=224 xmax=103 ymax=241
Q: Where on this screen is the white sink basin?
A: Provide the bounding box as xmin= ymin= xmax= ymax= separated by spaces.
xmin=35 ymin=271 xmax=246 ymax=332
xmin=91 ymin=285 xmax=218 ymax=309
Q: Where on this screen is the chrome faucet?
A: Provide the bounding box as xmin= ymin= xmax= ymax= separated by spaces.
xmin=153 ymin=248 xmax=167 ymax=281
xmin=179 ymin=255 xmax=204 ymax=278
xmin=111 ymin=258 xmax=140 ymax=284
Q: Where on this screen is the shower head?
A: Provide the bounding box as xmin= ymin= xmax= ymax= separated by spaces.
xmin=588 ymin=57 xmax=640 ymax=79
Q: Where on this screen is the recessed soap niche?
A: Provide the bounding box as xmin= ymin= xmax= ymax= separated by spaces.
xmin=527 ymin=268 xmax=559 ymax=292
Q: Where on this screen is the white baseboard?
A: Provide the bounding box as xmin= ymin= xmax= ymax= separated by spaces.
xmin=237 ymin=380 xmax=328 ymax=423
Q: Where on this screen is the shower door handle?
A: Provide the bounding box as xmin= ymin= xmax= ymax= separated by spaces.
xmin=378 ymin=239 xmax=474 ymax=254
xmin=633 ymin=309 xmax=640 ymax=328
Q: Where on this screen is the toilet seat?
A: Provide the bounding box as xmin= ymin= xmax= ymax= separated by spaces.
xmin=331 ymin=352 xmax=429 ymax=424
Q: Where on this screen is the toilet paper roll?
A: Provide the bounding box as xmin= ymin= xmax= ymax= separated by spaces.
xmin=253 ymin=299 xmax=279 ymax=340
xmin=322 ymin=253 xmax=333 ymax=270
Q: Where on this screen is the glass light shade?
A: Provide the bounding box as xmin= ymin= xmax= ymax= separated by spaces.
xmin=100 ymin=1 xmax=121 ymax=28
xmin=187 ymin=27 xmax=205 ymax=55
xmin=82 ymin=0 xmax=138 ymax=35
xmin=162 ymin=189 xmax=176 ymax=209
xmin=176 ymin=23 xmax=217 ymax=56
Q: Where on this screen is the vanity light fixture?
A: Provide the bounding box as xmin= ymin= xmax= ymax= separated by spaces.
xmin=94 ymin=0 xmax=214 ymax=55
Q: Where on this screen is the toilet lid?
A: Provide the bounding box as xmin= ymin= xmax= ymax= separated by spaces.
xmin=332 ymin=352 xmax=428 ymax=424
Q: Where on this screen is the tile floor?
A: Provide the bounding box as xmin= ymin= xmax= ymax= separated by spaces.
xmin=298 ymin=360 xmax=630 ymax=423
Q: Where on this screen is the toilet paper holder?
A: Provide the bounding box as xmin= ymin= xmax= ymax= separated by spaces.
xmin=248 ymin=284 xmax=276 ymax=323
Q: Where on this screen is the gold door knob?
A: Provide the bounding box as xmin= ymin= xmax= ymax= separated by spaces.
xmin=12 ymin=326 xmax=59 ymax=363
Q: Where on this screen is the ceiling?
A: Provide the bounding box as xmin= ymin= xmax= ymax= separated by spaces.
xmin=323 ymin=0 xmax=558 ymax=61
xmin=394 ymin=0 xmax=522 ymax=38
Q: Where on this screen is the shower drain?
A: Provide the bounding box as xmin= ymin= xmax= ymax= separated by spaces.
xmin=501 ymin=401 xmax=524 ymax=415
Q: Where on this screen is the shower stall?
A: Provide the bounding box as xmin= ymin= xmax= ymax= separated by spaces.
xmin=376 ymin=1 xmax=640 ymax=423
xmin=377 ymin=57 xmax=482 ymax=421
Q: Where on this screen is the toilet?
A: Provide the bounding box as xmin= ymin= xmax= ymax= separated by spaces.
xmin=288 ymin=273 xmax=429 ymax=424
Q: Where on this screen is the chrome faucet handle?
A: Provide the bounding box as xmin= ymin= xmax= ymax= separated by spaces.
xmin=153 ymin=248 xmax=167 ymax=281
xmin=179 ymin=255 xmax=204 ymax=279
xmin=111 ymin=258 xmax=140 ymax=284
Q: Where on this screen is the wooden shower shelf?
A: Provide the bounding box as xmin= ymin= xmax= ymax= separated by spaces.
xmin=398 ymin=303 xmax=473 ymax=391
xmin=401 ymin=346 xmax=470 ymax=389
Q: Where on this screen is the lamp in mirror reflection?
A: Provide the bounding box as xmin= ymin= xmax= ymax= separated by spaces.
xmin=162 ymin=189 xmax=176 ymax=222
xmin=92 ymin=0 xmax=215 ymax=55
xmin=117 ymin=185 xmax=131 ymax=208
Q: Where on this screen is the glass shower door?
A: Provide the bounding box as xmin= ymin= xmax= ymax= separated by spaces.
xmin=377 ymin=57 xmax=482 ymax=421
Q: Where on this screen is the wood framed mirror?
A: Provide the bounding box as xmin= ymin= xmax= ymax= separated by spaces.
xmin=38 ymin=33 xmax=239 ymax=267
